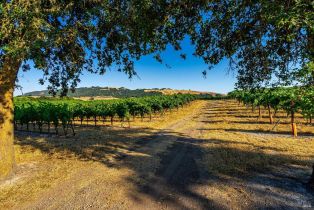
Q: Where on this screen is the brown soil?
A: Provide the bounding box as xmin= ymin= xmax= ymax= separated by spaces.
xmin=1 ymin=100 xmax=313 ymax=209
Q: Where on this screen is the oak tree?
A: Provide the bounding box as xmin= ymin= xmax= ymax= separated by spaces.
xmin=0 ymin=0 xmax=207 ymax=179
xmin=1 ymin=0 xmax=313 ymax=181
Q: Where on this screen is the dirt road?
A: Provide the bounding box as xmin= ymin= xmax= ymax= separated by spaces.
xmin=19 ymin=101 xmax=213 ymax=210
xmin=2 ymin=100 xmax=314 ymax=209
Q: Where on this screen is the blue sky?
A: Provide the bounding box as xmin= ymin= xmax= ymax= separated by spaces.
xmin=14 ymin=39 xmax=236 ymax=96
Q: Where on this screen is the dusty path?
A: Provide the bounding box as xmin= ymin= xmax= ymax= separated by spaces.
xmin=18 ymin=102 xmax=212 ymax=210
xmin=2 ymin=100 xmax=314 ymax=209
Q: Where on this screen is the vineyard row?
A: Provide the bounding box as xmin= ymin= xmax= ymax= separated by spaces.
xmin=228 ymin=87 xmax=314 ymax=136
xmin=14 ymin=94 xmax=197 ymax=135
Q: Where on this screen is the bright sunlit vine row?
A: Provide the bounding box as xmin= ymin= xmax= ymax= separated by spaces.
xmin=229 ymin=87 xmax=314 ymax=126
xmin=14 ymin=94 xmax=197 ymax=135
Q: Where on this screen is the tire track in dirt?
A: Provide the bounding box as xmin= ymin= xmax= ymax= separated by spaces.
xmin=130 ymin=101 xmax=314 ymax=209
xmin=136 ymin=138 xmax=217 ymax=210
xmin=127 ymin=103 xmax=225 ymax=210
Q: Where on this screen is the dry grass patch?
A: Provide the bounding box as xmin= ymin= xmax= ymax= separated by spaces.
xmin=199 ymin=100 xmax=314 ymax=177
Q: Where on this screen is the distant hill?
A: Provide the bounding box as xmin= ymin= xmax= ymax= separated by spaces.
xmin=24 ymin=87 xmax=162 ymax=98
xmin=144 ymin=88 xmax=218 ymax=96
xmin=23 ymin=86 xmax=219 ymax=98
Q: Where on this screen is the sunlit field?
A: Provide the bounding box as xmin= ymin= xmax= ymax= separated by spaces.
xmin=1 ymin=99 xmax=313 ymax=209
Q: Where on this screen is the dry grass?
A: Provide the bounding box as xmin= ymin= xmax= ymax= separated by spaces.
xmin=182 ymin=100 xmax=314 ymax=209
xmin=199 ymin=100 xmax=314 ymax=176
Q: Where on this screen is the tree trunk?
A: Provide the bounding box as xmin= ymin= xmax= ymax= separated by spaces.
xmin=258 ymin=106 xmax=261 ymax=119
xmin=70 ymin=121 xmax=75 ymax=136
xmin=0 ymin=57 xmax=20 ymax=180
xmin=291 ymin=102 xmax=297 ymax=137
xmin=291 ymin=110 xmax=295 ymax=124
xmin=267 ymin=104 xmax=273 ymax=124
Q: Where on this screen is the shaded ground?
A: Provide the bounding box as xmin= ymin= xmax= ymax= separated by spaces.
xmin=0 ymin=100 xmax=313 ymax=209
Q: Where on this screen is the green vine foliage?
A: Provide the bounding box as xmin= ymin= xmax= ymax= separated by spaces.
xmin=14 ymin=94 xmax=197 ymax=134
xmin=229 ymin=87 xmax=314 ymax=123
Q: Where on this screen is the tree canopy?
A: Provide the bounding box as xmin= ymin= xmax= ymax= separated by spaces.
xmin=196 ymin=0 xmax=313 ymax=89
xmin=1 ymin=0 xmax=313 ymax=94
xmin=1 ymin=0 xmax=207 ymax=95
